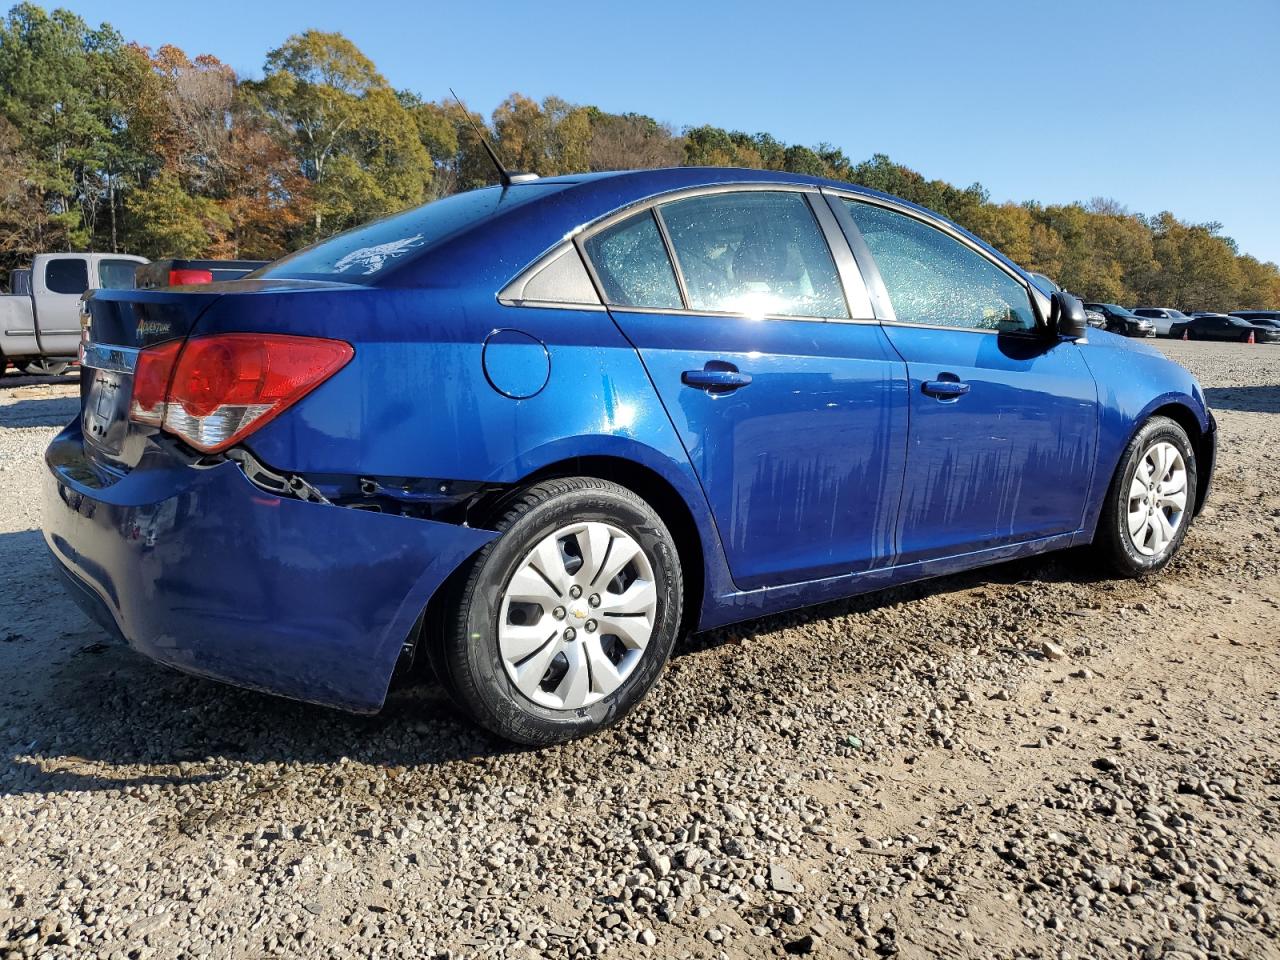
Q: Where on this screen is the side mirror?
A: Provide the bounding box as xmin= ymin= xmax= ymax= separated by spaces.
xmin=1049 ymin=291 xmax=1088 ymax=340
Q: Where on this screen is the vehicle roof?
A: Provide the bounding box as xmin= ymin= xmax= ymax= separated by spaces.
xmin=35 ymin=252 xmax=147 ymax=262
xmin=386 ymin=167 xmax=1029 ymax=291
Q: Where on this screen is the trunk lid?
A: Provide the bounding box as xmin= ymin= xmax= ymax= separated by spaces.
xmin=78 ymin=281 xmax=358 ymax=477
xmin=79 ymin=288 xmax=225 ymax=476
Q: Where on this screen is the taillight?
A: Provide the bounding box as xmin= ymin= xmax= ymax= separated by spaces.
xmin=129 ymin=339 xmax=184 ymax=425
xmin=128 ymin=334 xmax=353 ymax=452
xmin=169 ymin=268 xmax=214 ymax=286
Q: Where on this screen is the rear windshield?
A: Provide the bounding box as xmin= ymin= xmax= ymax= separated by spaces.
xmin=253 ymin=185 xmax=558 ymax=284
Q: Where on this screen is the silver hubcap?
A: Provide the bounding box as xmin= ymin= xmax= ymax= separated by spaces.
xmin=499 ymin=521 xmax=658 ymax=710
xmin=1127 ymin=441 xmax=1188 ymax=557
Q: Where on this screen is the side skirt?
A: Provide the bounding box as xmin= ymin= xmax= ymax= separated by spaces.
xmin=698 ymin=532 xmax=1079 ymax=632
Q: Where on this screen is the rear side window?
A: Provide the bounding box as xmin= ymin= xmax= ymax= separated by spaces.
xmin=45 ymin=258 xmax=88 ymax=295
xmin=512 ymin=248 xmax=600 ymax=305
xmin=98 ymin=259 xmax=139 ymax=290
xmin=582 ymin=211 xmax=682 ymax=310
xmin=658 ymin=191 xmax=848 ymax=319
xmin=844 ymin=200 xmax=1035 ymax=333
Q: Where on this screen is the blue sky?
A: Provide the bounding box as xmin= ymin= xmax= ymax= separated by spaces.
xmin=59 ymin=0 xmax=1280 ymax=264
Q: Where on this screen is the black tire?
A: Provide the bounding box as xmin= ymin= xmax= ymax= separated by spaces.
xmin=433 ymin=476 xmax=683 ymax=745
xmin=1093 ymin=416 xmax=1197 ymax=578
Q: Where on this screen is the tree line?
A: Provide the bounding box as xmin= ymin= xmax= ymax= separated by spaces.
xmin=1 ymin=3 xmax=1276 ymax=311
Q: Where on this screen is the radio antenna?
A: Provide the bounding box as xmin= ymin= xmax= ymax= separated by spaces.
xmin=449 ymin=88 xmax=536 ymax=188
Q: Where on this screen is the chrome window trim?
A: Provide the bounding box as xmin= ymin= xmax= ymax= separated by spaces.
xmin=606 ymin=304 xmax=880 ymax=325
xmin=501 ymin=179 xmax=1050 ymax=334
xmin=81 ymin=341 xmax=139 ymax=374
xmin=499 ymin=299 xmax=608 ymax=312
xmin=821 ymin=186 xmax=1053 ymax=335
xmin=573 ymin=183 xmax=872 ymax=325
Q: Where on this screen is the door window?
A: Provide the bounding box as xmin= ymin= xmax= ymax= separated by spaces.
xmin=44 ymin=258 xmax=88 ymax=295
xmin=98 ymin=259 xmax=140 ymax=290
xmin=843 ymin=200 xmax=1036 ymax=333
xmin=582 ymin=211 xmax=683 ymax=310
xmin=658 ymin=191 xmax=848 ymax=319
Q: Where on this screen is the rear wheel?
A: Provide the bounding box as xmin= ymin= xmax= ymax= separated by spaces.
xmin=20 ymin=360 xmax=70 ymax=376
xmin=433 ymin=477 xmax=683 ymax=745
xmin=1093 ymin=416 xmax=1197 ymax=577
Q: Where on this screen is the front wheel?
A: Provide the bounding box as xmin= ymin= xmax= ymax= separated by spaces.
xmin=1093 ymin=416 xmax=1197 ymax=577
xmin=433 ymin=477 xmax=683 ymax=745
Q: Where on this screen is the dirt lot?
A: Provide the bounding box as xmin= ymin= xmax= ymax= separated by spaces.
xmin=1 ymin=341 xmax=1277 ymax=960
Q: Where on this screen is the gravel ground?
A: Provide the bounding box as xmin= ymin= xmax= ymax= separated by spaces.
xmin=1 ymin=341 xmax=1277 ymax=960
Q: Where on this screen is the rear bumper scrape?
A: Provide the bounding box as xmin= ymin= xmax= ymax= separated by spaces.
xmin=43 ymin=424 xmax=496 ymax=712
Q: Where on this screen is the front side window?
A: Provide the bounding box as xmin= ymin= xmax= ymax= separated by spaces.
xmin=44 ymin=258 xmax=88 ymax=295
xmin=98 ymin=259 xmax=139 ymax=290
xmin=843 ymin=200 xmax=1036 ymax=332
xmin=582 ymin=211 xmax=682 ymax=310
xmin=658 ymin=191 xmax=848 ymax=319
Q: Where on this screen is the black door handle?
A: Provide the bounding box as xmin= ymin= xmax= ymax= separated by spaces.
xmin=682 ymin=363 xmax=752 ymax=392
xmin=922 ymin=378 xmax=970 ymax=399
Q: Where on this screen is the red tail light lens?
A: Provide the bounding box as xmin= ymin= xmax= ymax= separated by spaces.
xmin=169 ymin=268 xmax=214 ymax=286
xmin=128 ymin=334 xmax=353 ymax=452
xmin=129 ymin=339 xmax=184 ymax=425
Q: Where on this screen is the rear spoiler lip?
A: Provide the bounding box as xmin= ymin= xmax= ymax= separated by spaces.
xmin=89 ymin=278 xmax=363 ymax=305
xmin=85 ymin=280 xmax=371 ymax=350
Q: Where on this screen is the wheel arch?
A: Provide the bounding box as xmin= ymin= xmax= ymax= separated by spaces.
xmin=1143 ymin=401 xmax=1212 ymax=516
xmin=1095 ymin=399 xmax=1211 ymax=530
xmin=412 ymin=448 xmax=719 ymax=681
xmin=504 ymin=454 xmax=708 ymax=637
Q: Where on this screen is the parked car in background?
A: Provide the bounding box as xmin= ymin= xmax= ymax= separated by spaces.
xmin=1169 ymin=313 xmax=1280 ymax=342
xmin=46 ymin=167 xmax=1216 ymax=744
xmin=1084 ymin=307 xmax=1106 ymax=329
xmin=1133 ymin=306 xmax=1191 ymax=337
xmin=1084 ymin=302 xmax=1156 ymax=337
xmin=2 ymin=253 xmax=146 ymax=376
xmin=135 ymin=258 xmax=268 ymax=289
xmin=1229 ymin=310 xmax=1280 ymax=331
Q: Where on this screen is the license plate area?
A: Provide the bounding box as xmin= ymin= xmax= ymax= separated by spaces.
xmin=83 ymin=368 xmax=132 ymax=456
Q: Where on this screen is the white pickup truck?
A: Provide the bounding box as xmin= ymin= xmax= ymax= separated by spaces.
xmin=2 ymin=253 xmax=147 ymax=375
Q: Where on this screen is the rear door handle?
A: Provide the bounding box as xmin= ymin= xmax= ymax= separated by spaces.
xmin=922 ymin=378 xmax=970 ymax=399
xmin=682 ymin=365 xmax=752 ymax=392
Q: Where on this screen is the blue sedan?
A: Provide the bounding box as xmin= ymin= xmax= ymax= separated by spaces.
xmin=44 ymin=168 xmax=1215 ymax=744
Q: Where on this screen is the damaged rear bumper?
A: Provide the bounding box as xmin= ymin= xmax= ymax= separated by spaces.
xmin=43 ymin=422 xmax=495 ymax=712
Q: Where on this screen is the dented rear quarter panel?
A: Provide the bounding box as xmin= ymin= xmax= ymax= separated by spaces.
xmin=217 ymin=285 xmax=737 ymax=629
